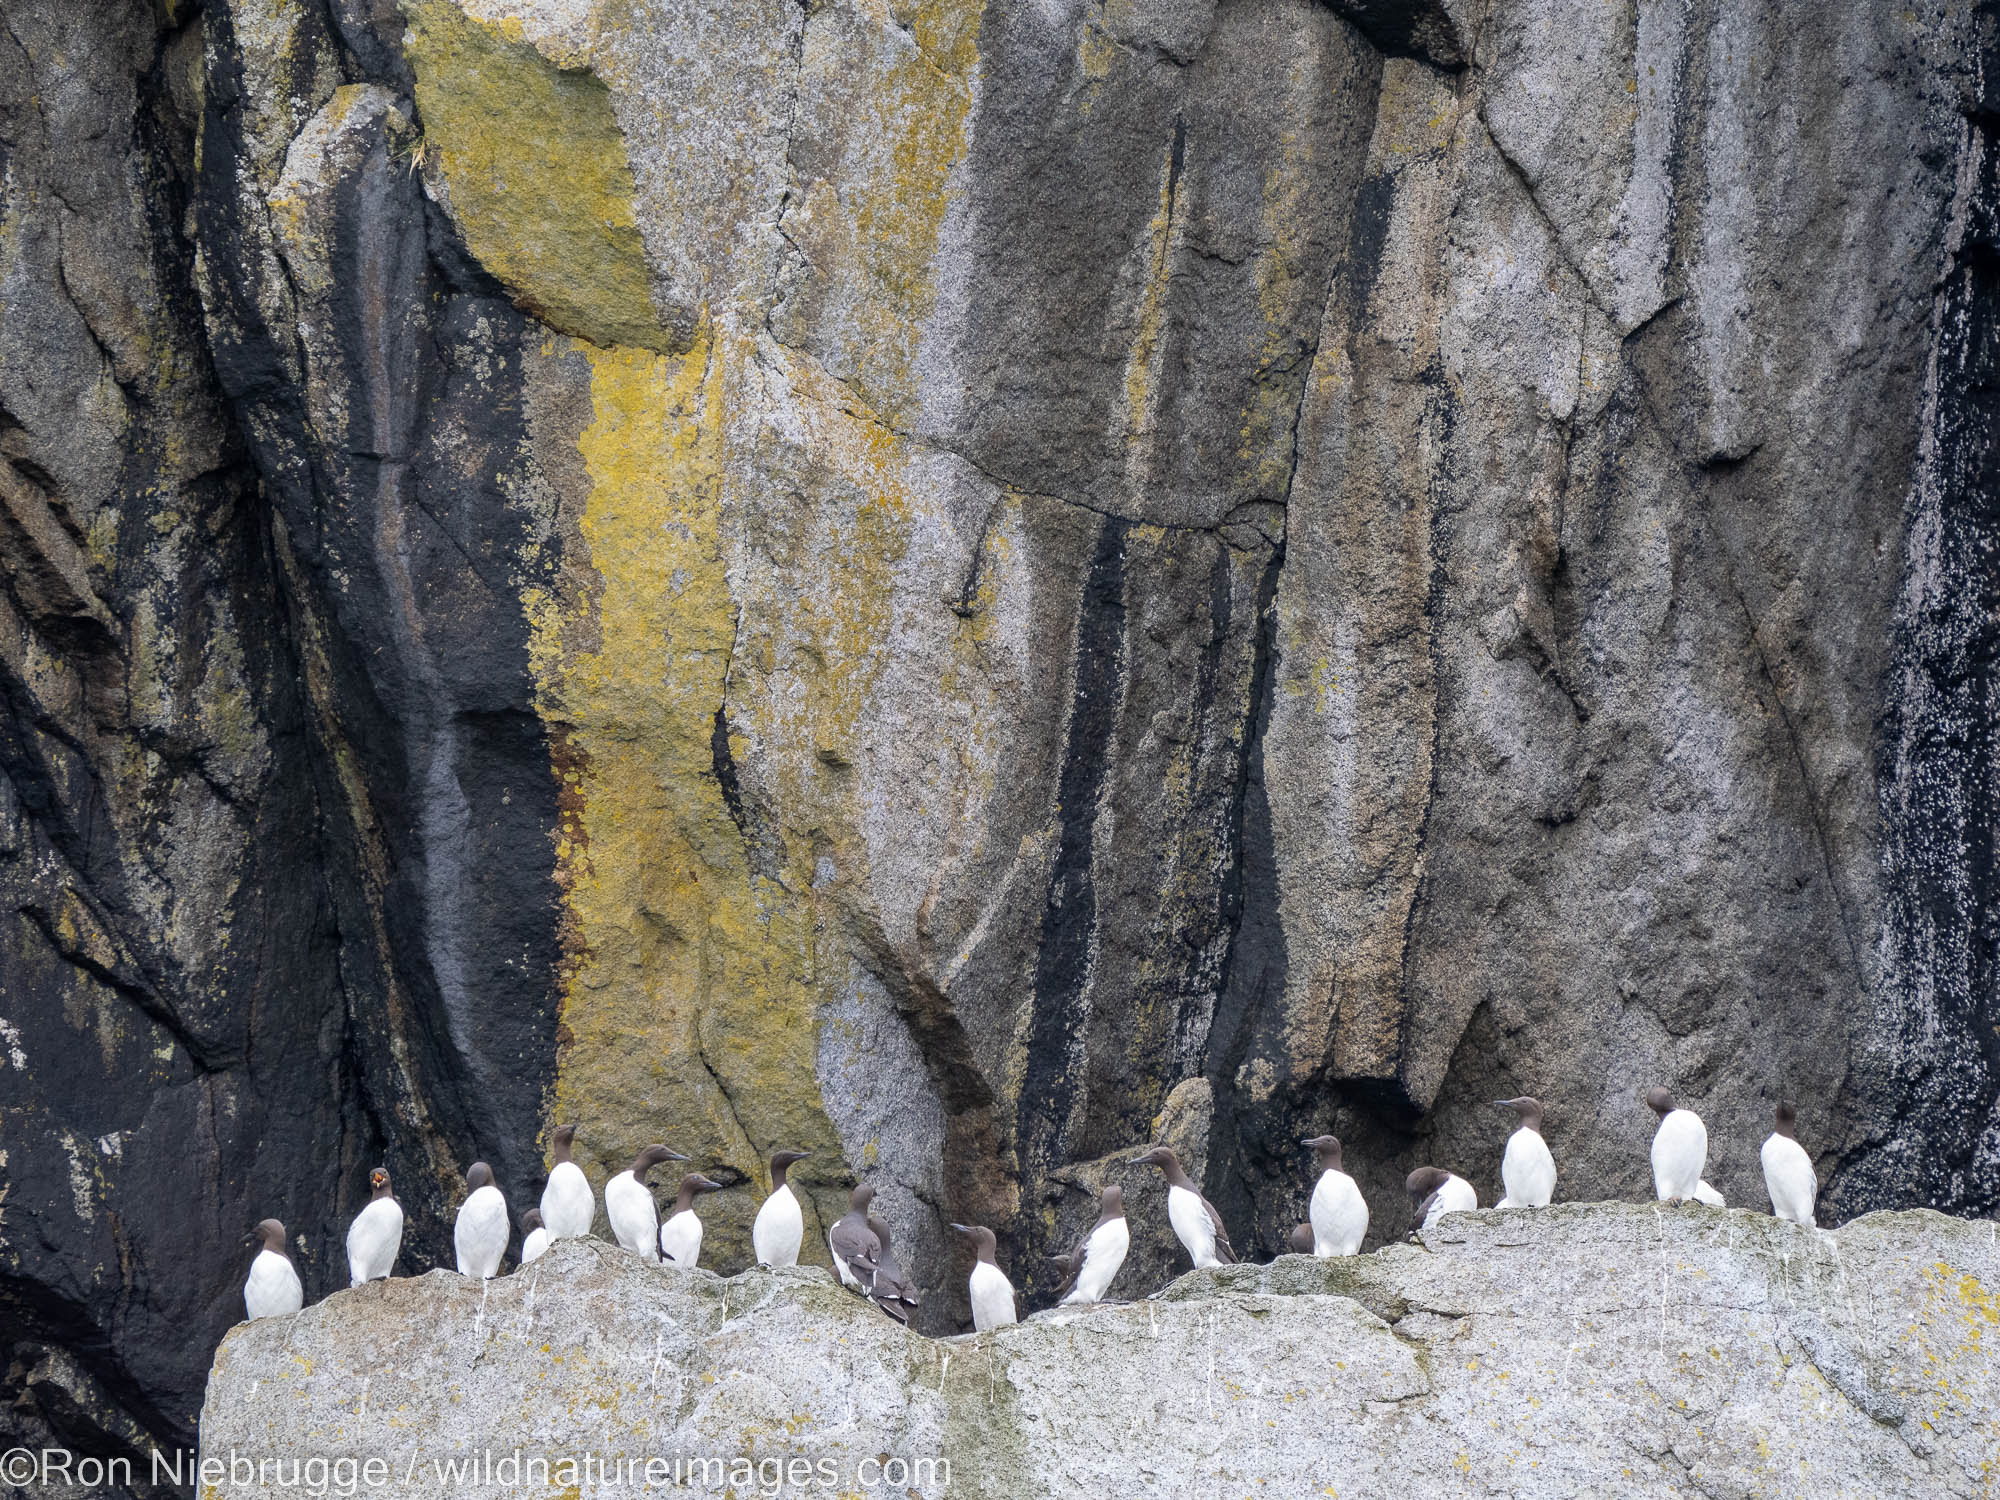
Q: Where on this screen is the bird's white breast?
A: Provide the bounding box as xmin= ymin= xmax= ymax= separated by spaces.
xmin=1309 ymin=1170 xmax=1368 ymax=1255
xmin=1651 ymin=1110 xmax=1708 ymax=1200
xmin=753 ymin=1184 xmax=803 ymax=1267
xmin=520 ymin=1227 xmax=549 ymax=1265
xmin=1760 ymin=1134 xmax=1817 ymax=1225
xmin=540 ymin=1162 xmax=594 ymax=1239
xmin=1424 ymin=1174 xmax=1478 ymax=1229
xmin=1167 ymin=1184 xmax=1221 ymax=1267
xmin=1068 ymin=1217 xmax=1129 ymax=1303
xmin=346 ymin=1198 xmax=403 ymax=1285
xmin=455 ymin=1186 xmax=509 ymax=1277
xmin=603 ymin=1173 xmax=660 ymax=1262
xmin=1501 ymin=1128 xmax=1557 ymax=1208
xmin=245 ymin=1250 xmax=303 ymax=1320
xmin=660 ymin=1208 xmax=704 ymax=1267
xmin=968 ymin=1260 xmax=1017 ymax=1331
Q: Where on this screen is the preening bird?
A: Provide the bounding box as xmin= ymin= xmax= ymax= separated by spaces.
xmin=539 ymin=1124 xmax=594 ymax=1240
xmin=1052 ymin=1185 xmax=1129 ymax=1305
xmin=519 ymin=1209 xmax=549 ymax=1266
xmin=827 ymin=1184 xmax=881 ymax=1293
xmin=1130 ymin=1145 xmax=1235 ymax=1269
xmin=752 ymin=1150 xmax=810 ymax=1268
xmin=1494 ymin=1097 xmax=1556 ymax=1208
xmin=345 ymin=1167 xmax=402 ymax=1287
xmin=1761 ymin=1102 xmax=1817 ymax=1226
xmin=1405 ymin=1166 xmax=1477 ymax=1232
xmin=951 ymin=1222 xmax=1017 ymax=1331
xmin=604 ymin=1145 xmax=688 ymax=1264
xmin=1302 ymin=1136 xmax=1368 ymax=1255
xmin=658 ymin=1174 xmax=725 ymax=1267
xmin=1646 ymin=1087 xmax=1708 ymax=1204
xmin=243 ymin=1219 xmax=303 ymax=1320
xmin=865 ymin=1210 xmax=921 ymax=1324
xmin=454 ymin=1162 xmax=509 ymax=1279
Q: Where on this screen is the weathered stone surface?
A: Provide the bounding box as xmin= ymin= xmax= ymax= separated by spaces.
xmin=196 ymin=1205 xmax=2000 ymax=1498
xmin=4 ymin=0 xmax=2000 ymax=1480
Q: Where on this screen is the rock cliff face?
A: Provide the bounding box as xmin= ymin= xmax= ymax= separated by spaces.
xmin=195 ymin=1205 xmax=2000 ymax=1499
xmin=2 ymin=0 xmax=1999 ymax=1476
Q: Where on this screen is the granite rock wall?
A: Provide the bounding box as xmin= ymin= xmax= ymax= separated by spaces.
xmin=2 ymin=0 xmax=1998 ymax=1477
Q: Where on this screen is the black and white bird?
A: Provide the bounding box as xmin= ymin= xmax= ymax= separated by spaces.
xmin=1405 ymin=1166 xmax=1477 ymax=1233
xmin=865 ymin=1209 xmax=921 ymax=1325
xmin=345 ymin=1167 xmax=402 ymax=1286
xmin=1302 ymin=1135 xmax=1368 ymax=1255
xmin=1761 ymin=1102 xmax=1817 ymax=1226
xmin=1494 ymin=1097 xmax=1556 ymax=1208
xmin=454 ymin=1163 xmax=509 ymax=1279
xmin=1051 ymin=1185 xmax=1129 ymax=1305
xmin=604 ymin=1145 xmax=688 ymax=1264
xmin=951 ymin=1222 xmax=1016 ymax=1331
xmin=243 ymin=1219 xmax=303 ymax=1320
xmin=1646 ymin=1087 xmax=1708 ymax=1204
xmin=519 ymin=1209 xmax=549 ymax=1266
xmin=827 ymin=1184 xmax=881 ymax=1293
xmin=658 ymin=1174 xmax=726 ymax=1267
xmin=752 ymin=1150 xmax=810 ymax=1268
xmin=539 ymin=1124 xmax=594 ymax=1240
xmin=1129 ymin=1145 xmax=1235 ymax=1269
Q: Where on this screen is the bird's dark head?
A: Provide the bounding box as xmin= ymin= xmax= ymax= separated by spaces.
xmin=522 ymin=1209 xmax=543 ymax=1232
xmin=1404 ymin=1167 xmax=1449 ymax=1205
xmin=631 ymin=1145 xmax=687 ymax=1180
xmin=369 ymin=1167 xmax=392 ymax=1196
xmin=682 ymin=1174 xmax=725 ymax=1196
xmin=951 ymin=1222 xmax=998 ymax=1259
xmin=1288 ymin=1223 xmax=1316 ymax=1255
xmin=552 ymin=1124 xmax=578 ymax=1149
xmin=245 ymin=1219 xmax=286 ymax=1254
xmin=465 ymin=1162 xmax=495 ymax=1190
xmin=1127 ymin=1145 xmax=1177 ymax=1171
xmin=1099 ymin=1184 xmax=1125 ymax=1217
xmin=770 ymin=1149 xmax=810 ymax=1171
xmin=1495 ymin=1097 xmax=1545 ymax=1128
xmin=1301 ymin=1135 xmax=1344 ymax=1169
xmin=1774 ymin=1101 xmax=1797 ymax=1137
xmin=849 ymin=1183 xmax=877 ymax=1212
xmin=1644 ymin=1087 xmax=1677 ymax=1118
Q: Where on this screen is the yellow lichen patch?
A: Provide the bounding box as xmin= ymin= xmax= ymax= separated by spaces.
xmin=777 ymin=0 xmax=983 ymax=422
xmin=525 ymin=333 xmax=843 ymax=1256
xmin=402 ymin=1 xmax=670 ymax=351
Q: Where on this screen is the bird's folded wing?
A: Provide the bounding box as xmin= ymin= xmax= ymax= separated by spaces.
xmin=1203 ymin=1197 xmax=1237 ymax=1264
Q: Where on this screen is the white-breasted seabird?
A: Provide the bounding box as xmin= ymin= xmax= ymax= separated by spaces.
xmin=1495 ymin=1097 xmax=1556 ymax=1208
xmin=454 ymin=1162 xmax=509 ymax=1279
xmin=752 ymin=1150 xmax=810 ymax=1268
xmin=539 ymin=1124 xmax=594 ymax=1240
xmin=519 ymin=1209 xmax=549 ymax=1265
xmin=345 ymin=1167 xmax=402 ymax=1287
xmin=827 ymin=1184 xmax=880 ymax=1292
xmin=1646 ymin=1087 xmax=1708 ymax=1204
xmin=1130 ymin=1145 xmax=1235 ymax=1269
xmin=1405 ymin=1166 xmax=1477 ymax=1232
xmin=1761 ymin=1101 xmax=1817 ymax=1226
xmin=951 ymin=1222 xmax=1016 ymax=1331
xmin=604 ymin=1145 xmax=688 ymax=1264
xmin=1052 ymin=1185 xmax=1128 ymax=1305
xmin=1302 ymin=1136 xmax=1368 ymax=1255
xmin=658 ymin=1173 xmax=725 ymax=1267
xmin=243 ymin=1219 xmax=303 ymax=1320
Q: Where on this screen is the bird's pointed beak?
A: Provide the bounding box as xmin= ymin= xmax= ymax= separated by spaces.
xmin=667 ymin=1148 xmax=689 ymax=1161
xmin=1126 ymin=1154 xmax=1150 ymax=1165
xmin=949 ymin=1223 xmax=971 ymax=1234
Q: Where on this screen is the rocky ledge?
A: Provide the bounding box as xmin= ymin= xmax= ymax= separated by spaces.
xmin=197 ymin=1203 xmax=1998 ymax=1498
